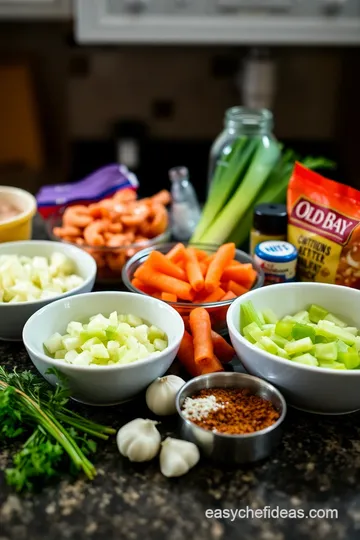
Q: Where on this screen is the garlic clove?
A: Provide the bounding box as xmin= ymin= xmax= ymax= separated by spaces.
xmin=146 ymin=375 xmax=185 ymax=416
xmin=159 ymin=437 xmax=200 ymax=478
xmin=117 ymin=418 xmax=161 ymax=462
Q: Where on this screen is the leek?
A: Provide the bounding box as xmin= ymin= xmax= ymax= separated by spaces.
xmin=199 ymin=139 xmax=281 ymax=244
xmin=192 ymin=137 xmax=258 ymax=242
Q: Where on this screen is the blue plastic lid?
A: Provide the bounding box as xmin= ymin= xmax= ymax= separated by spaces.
xmin=255 ymin=240 xmax=298 ymax=262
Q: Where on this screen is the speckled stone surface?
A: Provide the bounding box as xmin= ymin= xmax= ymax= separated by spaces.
xmin=1 ymin=217 xmax=360 ymax=540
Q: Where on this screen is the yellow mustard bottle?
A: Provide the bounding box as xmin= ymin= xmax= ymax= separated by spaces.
xmin=250 ymin=203 xmax=288 ymax=257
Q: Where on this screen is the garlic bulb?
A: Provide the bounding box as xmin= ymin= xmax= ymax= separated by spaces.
xmin=117 ymin=418 xmax=161 ymax=462
xmin=145 ymin=375 xmax=185 ymax=416
xmin=159 ymin=437 xmax=200 ymax=477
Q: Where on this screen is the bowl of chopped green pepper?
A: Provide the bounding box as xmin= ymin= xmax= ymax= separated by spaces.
xmin=227 ymin=282 xmax=360 ymax=415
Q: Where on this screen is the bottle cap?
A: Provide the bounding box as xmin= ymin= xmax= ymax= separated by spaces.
xmin=253 ymin=203 xmax=287 ymax=235
xmin=255 ymin=240 xmax=298 ymax=263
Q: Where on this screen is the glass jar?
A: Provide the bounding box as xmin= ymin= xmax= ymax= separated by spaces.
xmin=207 ymin=107 xmax=277 ymax=194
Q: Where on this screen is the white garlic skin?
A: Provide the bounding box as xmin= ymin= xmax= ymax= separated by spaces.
xmin=160 ymin=437 xmax=200 ymax=478
xmin=145 ymin=375 xmax=185 ymax=416
xmin=116 ymin=418 xmax=161 ymax=462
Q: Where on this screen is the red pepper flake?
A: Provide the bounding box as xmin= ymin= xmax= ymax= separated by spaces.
xmin=182 ymin=387 xmax=280 ymax=435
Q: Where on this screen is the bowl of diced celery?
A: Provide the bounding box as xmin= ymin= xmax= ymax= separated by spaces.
xmin=23 ymin=291 xmax=184 ymax=405
xmin=0 ymin=240 xmax=96 ymax=341
xmin=227 ymin=283 xmax=360 ymax=414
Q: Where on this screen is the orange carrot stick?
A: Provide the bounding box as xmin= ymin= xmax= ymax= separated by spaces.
xmin=131 ymin=278 xmax=157 ymax=295
xmin=211 ymin=330 xmax=235 ymax=363
xmin=205 ymin=243 xmax=236 ymax=293
xmin=220 ymin=290 xmax=237 ymax=301
xmin=199 ymin=261 xmax=208 ymax=276
xmin=194 ymin=249 xmax=208 ymax=261
xmin=201 ymin=287 xmax=225 ymax=303
xmin=147 ymin=250 xmax=186 ymax=281
xmin=185 ymin=247 xmax=204 ymax=292
xmin=225 ymin=280 xmax=249 ymax=297
xmin=221 ymin=263 xmax=257 ymax=289
xmin=166 ymin=243 xmax=186 ymax=262
xmin=189 ymin=307 xmax=214 ymax=367
xmin=177 ymin=331 xmax=199 ymax=377
xmin=135 ymin=265 xmax=194 ymax=301
xmin=161 ymin=292 xmax=177 ymax=302
xmin=198 ymin=354 xmax=224 ymax=375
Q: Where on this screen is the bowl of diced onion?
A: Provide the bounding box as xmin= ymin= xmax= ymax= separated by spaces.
xmin=22 ymin=291 xmax=184 ymax=405
xmin=0 ymin=240 xmax=96 ymax=341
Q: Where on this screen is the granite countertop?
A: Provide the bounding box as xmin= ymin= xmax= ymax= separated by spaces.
xmin=1 ymin=217 xmax=360 ymax=540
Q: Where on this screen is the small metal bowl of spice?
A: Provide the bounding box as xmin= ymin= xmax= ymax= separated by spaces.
xmin=175 ymin=372 xmax=286 ymax=464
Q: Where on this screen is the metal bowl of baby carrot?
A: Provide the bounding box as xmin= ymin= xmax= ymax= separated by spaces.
xmin=175 ymin=372 xmax=287 ymax=464
xmin=122 ymin=242 xmax=264 ymax=336
xmin=45 ymin=189 xmax=171 ymax=284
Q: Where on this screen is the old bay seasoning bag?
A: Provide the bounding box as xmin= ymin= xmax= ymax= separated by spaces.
xmin=287 ymin=163 xmax=360 ymax=289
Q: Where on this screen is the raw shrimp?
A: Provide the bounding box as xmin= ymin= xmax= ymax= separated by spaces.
xmin=143 ymin=204 xmax=169 ymax=238
xmin=106 ymin=234 xmax=128 ymax=248
xmin=121 ymin=203 xmax=150 ymax=226
xmin=83 ymin=220 xmax=109 ymax=246
xmin=53 ymin=225 xmax=82 ymax=238
xmin=63 ymin=205 xmax=92 ymax=228
xmin=108 ymin=222 xmax=123 ymax=234
xmin=106 ymin=252 xmax=126 ymax=272
xmin=113 ymin=188 xmax=137 ymax=203
xmin=88 ymin=203 xmax=109 ymax=219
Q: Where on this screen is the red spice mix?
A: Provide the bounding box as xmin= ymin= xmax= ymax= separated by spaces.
xmin=184 ymin=387 xmax=280 ymax=435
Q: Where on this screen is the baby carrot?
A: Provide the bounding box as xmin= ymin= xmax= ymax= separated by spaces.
xmin=135 ymin=265 xmax=194 ymax=301
xmin=161 ymin=292 xmax=177 ymax=302
xmin=185 ymin=247 xmax=204 ymax=292
xmin=199 ymin=261 xmax=208 ymax=276
xmin=211 ymin=331 xmax=235 ymax=364
xmin=198 ymin=354 xmax=224 ymax=375
xmin=220 ymin=290 xmax=237 ymax=301
xmin=177 ymin=331 xmax=199 ymax=377
xmin=221 ymin=264 xmax=257 ymax=289
xmin=201 ymin=287 xmax=225 ymax=303
xmin=131 ymin=278 xmax=157 ymax=295
xmin=194 ymin=249 xmax=208 ymax=261
xmin=166 ymin=243 xmax=186 ymax=262
xmin=147 ymin=250 xmax=187 ymax=281
xmin=205 ymin=243 xmax=236 ymax=293
xmin=225 ymin=280 xmax=249 ymax=297
xmin=189 ymin=307 xmax=214 ymax=367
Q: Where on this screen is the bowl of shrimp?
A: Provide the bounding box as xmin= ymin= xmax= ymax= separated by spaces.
xmin=46 ymin=188 xmax=171 ymax=284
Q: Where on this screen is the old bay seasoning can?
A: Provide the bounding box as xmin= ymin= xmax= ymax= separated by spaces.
xmin=254 ymin=240 xmax=298 ymax=285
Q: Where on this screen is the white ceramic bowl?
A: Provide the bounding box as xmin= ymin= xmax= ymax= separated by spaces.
xmin=227 ymin=283 xmax=360 ymax=415
xmin=0 ymin=240 xmax=96 ymax=341
xmin=23 ymin=291 xmax=185 ymax=405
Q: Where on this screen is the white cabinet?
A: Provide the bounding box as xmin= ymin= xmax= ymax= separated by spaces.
xmin=0 ymin=0 xmax=72 ymax=19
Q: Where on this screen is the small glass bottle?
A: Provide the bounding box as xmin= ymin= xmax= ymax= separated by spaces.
xmin=250 ymin=203 xmax=288 ymax=256
xmin=169 ymin=166 xmax=201 ymax=242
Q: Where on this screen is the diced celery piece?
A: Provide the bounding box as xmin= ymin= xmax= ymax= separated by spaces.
xmin=315 ymin=335 xmax=329 ymax=344
xmin=262 ymin=309 xmax=278 ymax=325
xmin=145 ymin=342 xmax=155 ymax=353
xmin=285 ymin=337 xmax=313 ymax=356
xmin=336 ymin=340 xmax=349 ymax=353
xmin=240 ymin=302 xmax=264 ymax=333
xmin=88 ymin=314 xmax=109 ymax=331
xmin=65 ymin=350 xmax=78 ymax=363
xmin=275 ymin=320 xmax=294 ymax=339
xmin=316 ymin=321 xmax=356 ymax=346
xmin=271 ymin=334 xmax=289 ymax=348
xmin=355 ymin=337 xmax=360 ymax=353
xmin=292 ymin=310 xmax=310 ymax=323
xmin=243 ymin=322 xmax=264 ymax=343
xmin=259 ymin=336 xmax=278 ymax=355
xmin=107 ymin=340 xmax=120 ymax=351
xmin=292 ymin=323 xmax=316 ymax=342
xmin=292 ymin=353 xmax=318 ymax=367
xmin=80 ymin=329 xmax=106 ymax=341
xmin=282 ymin=315 xmax=295 ymax=322
xmin=75 ymin=351 xmax=93 ymax=366
xmin=118 ymin=348 xmax=139 ymax=364
xmin=90 ymin=343 xmax=110 ymax=359
xmin=262 ymin=326 xmax=274 ymax=337
xmin=319 ymin=361 xmax=346 ymax=370
xmin=109 ymin=311 xmax=118 ymax=326
xmin=54 ymin=349 xmax=66 ymax=360
xmin=262 ymin=324 xmax=275 ymax=331
xmin=43 ymin=332 xmax=63 ymax=354
xmin=126 ymin=314 xmax=143 ymax=327
xmin=344 ymin=327 xmax=358 ymax=336
xmin=338 ymin=347 xmax=360 ymax=369
xmin=308 ymin=304 xmax=328 ymax=323
xmin=133 ymin=324 xmax=150 ymax=344
xmin=66 ymin=321 xmax=83 ymax=336
xmin=324 ymin=313 xmax=346 ymax=328
xmin=62 ymin=336 xmax=82 ymax=352
xmin=148 ymin=325 xmax=165 ymax=342
xmin=105 ymin=326 xmax=119 ymax=341
xmin=153 ymin=338 xmax=168 ymax=351
xmin=81 ymin=337 xmax=102 ymax=351
xmin=277 ymin=348 xmax=290 ymax=359
xmin=313 ymin=342 xmax=338 ymax=362
xmin=255 ymin=343 xmax=266 ymax=351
